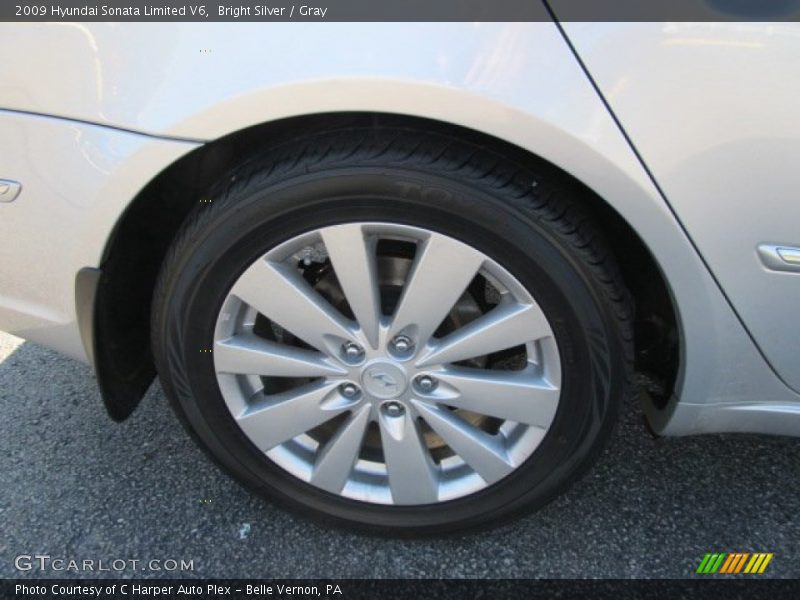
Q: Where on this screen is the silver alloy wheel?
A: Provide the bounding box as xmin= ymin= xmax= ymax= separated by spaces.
xmin=213 ymin=223 xmax=562 ymax=505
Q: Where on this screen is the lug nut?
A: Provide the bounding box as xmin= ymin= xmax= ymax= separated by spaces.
xmin=341 ymin=342 xmax=364 ymax=362
xmin=340 ymin=383 xmax=360 ymax=398
xmin=390 ymin=335 xmax=414 ymax=354
xmin=414 ymin=375 xmax=437 ymax=392
xmin=382 ymin=401 xmax=405 ymax=417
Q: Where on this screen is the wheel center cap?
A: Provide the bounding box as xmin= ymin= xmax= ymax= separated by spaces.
xmin=361 ymin=362 xmax=408 ymax=399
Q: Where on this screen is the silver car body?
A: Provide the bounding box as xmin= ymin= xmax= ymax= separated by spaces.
xmin=1 ymin=22 xmax=798 ymax=436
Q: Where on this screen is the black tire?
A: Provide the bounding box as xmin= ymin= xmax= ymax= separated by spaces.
xmin=151 ymin=127 xmax=634 ymax=535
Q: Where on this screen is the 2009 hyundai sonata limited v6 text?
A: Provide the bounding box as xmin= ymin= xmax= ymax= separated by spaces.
xmin=1 ymin=19 xmax=799 ymax=534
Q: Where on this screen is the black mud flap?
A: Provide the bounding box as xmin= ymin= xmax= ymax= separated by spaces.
xmin=76 ymin=267 xmax=155 ymax=421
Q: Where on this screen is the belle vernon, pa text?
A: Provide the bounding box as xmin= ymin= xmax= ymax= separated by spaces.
xmin=47 ymin=4 xmax=329 ymax=18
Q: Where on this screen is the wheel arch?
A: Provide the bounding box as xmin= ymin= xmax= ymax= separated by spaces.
xmin=94 ymin=112 xmax=680 ymax=421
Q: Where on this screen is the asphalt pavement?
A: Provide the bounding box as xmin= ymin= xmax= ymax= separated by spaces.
xmin=1 ymin=331 xmax=798 ymax=579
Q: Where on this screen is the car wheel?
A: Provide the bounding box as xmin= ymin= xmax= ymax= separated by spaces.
xmin=151 ymin=127 xmax=633 ymax=534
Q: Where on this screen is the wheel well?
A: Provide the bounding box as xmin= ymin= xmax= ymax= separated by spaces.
xmin=96 ymin=112 xmax=679 ymax=420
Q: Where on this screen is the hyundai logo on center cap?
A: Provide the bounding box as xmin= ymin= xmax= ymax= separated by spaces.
xmin=370 ymin=371 xmax=398 ymax=390
xmin=362 ymin=363 xmax=408 ymax=399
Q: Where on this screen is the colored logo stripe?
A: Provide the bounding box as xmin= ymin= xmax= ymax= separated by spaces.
xmin=746 ymin=553 xmax=774 ymax=574
xmin=720 ymin=553 xmax=748 ymax=573
xmin=697 ymin=552 xmax=773 ymax=574
xmin=697 ymin=553 xmax=726 ymax=574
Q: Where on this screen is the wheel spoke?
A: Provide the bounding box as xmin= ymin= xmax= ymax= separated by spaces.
xmin=378 ymin=410 xmax=439 ymax=504
xmin=416 ymin=302 xmax=550 ymax=368
xmin=215 ymin=334 xmax=346 ymax=377
xmin=388 ymin=233 xmax=484 ymax=348
xmin=230 ymin=259 xmax=356 ymax=354
xmin=310 ymin=405 xmax=371 ymax=493
xmin=236 ymin=381 xmax=353 ymax=451
xmin=433 ymin=368 xmax=559 ymax=427
xmin=412 ymin=400 xmax=514 ymax=484
xmin=320 ymin=224 xmax=382 ymax=349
